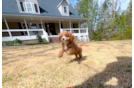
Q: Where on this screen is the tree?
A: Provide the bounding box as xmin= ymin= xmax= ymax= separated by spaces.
xmin=75 ymin=0 xmax=132 ymax=41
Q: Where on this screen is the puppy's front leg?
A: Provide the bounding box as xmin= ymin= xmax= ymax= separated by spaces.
xmin=58 ymin=48 xmax=64 ymax=58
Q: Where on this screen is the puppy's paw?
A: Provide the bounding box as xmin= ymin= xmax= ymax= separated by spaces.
xmin=58 ymin=55 xmax=62 ymax=58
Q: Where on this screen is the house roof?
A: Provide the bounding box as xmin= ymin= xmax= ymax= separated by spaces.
xmin=2 ymin=0 xmax=87 ymax=20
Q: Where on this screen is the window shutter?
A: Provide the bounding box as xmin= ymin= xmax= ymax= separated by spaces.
xmin=20 ymin=2 xmax=24 ymax=11
xmin=61 ymin=23 xmax=63 ymax=28
xmin=34 ymin=4 xmax=38 ymax=12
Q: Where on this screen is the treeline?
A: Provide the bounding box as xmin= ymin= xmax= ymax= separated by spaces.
xmin=75 ymin=0 xmax=132 ymax=41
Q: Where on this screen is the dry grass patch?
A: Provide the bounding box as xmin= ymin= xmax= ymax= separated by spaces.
xmin=2 ymin=40 xmax=132 ymax=88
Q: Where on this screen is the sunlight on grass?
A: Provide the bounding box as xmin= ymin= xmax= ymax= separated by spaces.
xmin=2 ymin=40 xmax=132 ymax=88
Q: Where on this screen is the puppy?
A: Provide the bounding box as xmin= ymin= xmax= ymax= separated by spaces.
xmin=58 ymin=31 xmax=88 ymax=58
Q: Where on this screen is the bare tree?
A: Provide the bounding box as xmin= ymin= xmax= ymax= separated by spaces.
xmin=111 ymin=0 xmax=114 ymax=19
xmin=113 ymin=0 xmax=118 ymax=19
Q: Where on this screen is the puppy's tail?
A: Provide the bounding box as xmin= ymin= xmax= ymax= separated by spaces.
xmin=78 ymin=44 xmax=88 ymax=47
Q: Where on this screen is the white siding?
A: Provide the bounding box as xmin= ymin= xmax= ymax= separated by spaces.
xmin=58 ymin=0 xmax=69 ymax=16
xmin=58 ymin=5 xmax=62 ymax=14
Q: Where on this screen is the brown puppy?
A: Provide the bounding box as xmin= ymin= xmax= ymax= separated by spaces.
xmin=58 ymin=31 xmax=88 ymax=58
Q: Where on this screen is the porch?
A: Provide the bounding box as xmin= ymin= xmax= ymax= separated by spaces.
xmin=2 ymin=16 xmax=89 ymax=43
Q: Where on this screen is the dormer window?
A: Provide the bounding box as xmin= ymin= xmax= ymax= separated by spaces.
xmin=57 ymin=0 xmax=70 ymax=16
xmin=19 ymin=0 xmax=39 ymax=13
xmin=64 ymin=7 xmax=67 ymax=13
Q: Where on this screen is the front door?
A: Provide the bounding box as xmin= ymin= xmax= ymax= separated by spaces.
xmin=49 ymin=23 xmax=56 ymax=35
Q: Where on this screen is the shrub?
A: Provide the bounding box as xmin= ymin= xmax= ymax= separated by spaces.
xmin=5 ymin=42 xmax=10 ymax=46
xmin=125 ymin=26 xmax=132 ymax=39
xmin=5 ymin=38 xmax=22 ymax=46
xmin=13 ymin=38 xmax=22 ymax=45
xmin=5 ymin=41 xmax=14 ymax=46
xmin=44 ymin=39 xmax=48 ymax=43
xmin=36 ymin=35 xmax=43 ymax=43
xmin=109 ymin=36 xmax=124 ymax=41
xmin=101 ymin=38 xmax=107 ymax=41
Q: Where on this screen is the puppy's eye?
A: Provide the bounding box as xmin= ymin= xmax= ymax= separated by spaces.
xmin=66 ymin=35 xmax=69 ymax=37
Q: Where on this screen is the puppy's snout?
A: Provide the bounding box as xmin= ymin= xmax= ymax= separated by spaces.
xmin=62 ymin=37 xmax=65 ymax=41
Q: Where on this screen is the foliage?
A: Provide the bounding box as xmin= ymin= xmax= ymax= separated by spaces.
xmin=75 ymin=0 xmax=132 ymax=41
xmin=29 ymin=38 xmax=48 ymax=44
xmin=13 ymin=38 xmax=22 ymax=45
xmin=44 ymin=39 xmax=48 ymax=43
xmin=36 ymin=35 xmax=43 ymax=43
xmin=5 ymin=41 xmax=14 ymax=46
xmin=5 ymin=38 xmax=22 ymax=46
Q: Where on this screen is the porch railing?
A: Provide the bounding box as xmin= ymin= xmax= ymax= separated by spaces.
xmin=61 ymin=28 xmax=89 ymax=42
xmin=2 ymin=29 xmax=49 ymax=42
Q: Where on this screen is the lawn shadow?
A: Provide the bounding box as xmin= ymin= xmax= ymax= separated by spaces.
xmin=71 ymin=56 xmax=132 ymax=88
xmin=69 ymin=56 xmax=87 ymax=64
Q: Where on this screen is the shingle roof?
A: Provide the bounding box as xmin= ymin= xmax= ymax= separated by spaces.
xmin=2 ymin=0 xmax=87 ymax=20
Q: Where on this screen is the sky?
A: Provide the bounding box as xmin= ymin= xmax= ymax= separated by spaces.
xmin=68 ymin=0 xmax=131 ymax=11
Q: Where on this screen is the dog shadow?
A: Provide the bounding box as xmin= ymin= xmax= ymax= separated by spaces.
xmin=69 ymin=56 xmax=87 ymax=64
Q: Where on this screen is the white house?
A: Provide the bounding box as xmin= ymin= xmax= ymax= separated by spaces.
xmin=2 ymin=0 xmax=89 ymax=43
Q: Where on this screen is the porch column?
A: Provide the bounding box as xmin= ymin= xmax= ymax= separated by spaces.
xmin=44 ymin=23 xmax=46 ymax=31
xmin=24 ymin=18 xmax=30 ymax=36
xmin=69 ymin=20 xmax=71 ymax=32
xmin=4 ymin=17 xmax=12 ymax=37
xmin=40 ymin=20 xmax=45 ymax=35
xmin=40 ymin=20 xmax=44 ymax=29
xmin=86 ymin=21 xmax=89 ymax=41
xmin=86 ymin=22 xmax=88 ymax=34
xmin=78 ymin=22 xmax=81 ymax=42
xmin=78 ymin=22 xmax=80 ymax=41
xmin=59 ymin=20 xmax=62 ymax=33
xmin=78 ymin=22 xmax=80 ymax=28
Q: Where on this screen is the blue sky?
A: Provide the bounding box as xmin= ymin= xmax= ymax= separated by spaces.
xmin=68 ymin=0 xmax=130 ymax=11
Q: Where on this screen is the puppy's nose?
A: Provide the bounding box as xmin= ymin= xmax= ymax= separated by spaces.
xmin=62 ymin=37 xmax=65 ymax=41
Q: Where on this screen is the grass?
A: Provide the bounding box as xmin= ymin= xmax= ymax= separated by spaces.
xmin=3 ymin=75 xmax=13 ymax=83
xmin=18 ymin=74 xmax=23 ymax=78
xmin=2 ymin=40 xmax=132 ymax=88
xmin=2 ymin=56 xmax=7 ymax=60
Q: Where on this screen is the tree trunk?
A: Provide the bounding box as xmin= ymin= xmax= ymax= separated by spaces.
xmin=111 ymin=0 xmax=114 ymax=19
xmin=111 ymin=0 xmax=114 ymax=31
xmin=113 ymin=0 xmax=118 ymax=20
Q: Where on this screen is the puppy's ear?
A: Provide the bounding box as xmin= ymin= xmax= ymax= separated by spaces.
xmin=69 ymin=32 xmax=75 ymax=42
xmin=58 ymin=33 xmax=61 ymax=43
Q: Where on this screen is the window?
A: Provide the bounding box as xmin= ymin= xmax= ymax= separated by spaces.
xmin=19 ymin=0 xmax=38 ymax=13
xmin=64 ymin=7 xmax=67 ymax=13
xmin=24 ymin=2 xmax=35 ymax=12
xmin=26 ymin=3 xmax=32 ymax=12
xmin=31 ymin=23 xmax=37 ymax=29
xmin=30 ymin=23 xmax=39 ymax=35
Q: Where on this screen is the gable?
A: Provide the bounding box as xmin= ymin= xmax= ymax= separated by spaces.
xmin=62 ymin=0 xmax=68 ymax=6
xmin=57 ymin=0 xmax=70 ymax=16
xmin=57 ymin=0 xmax=69 ymax=8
